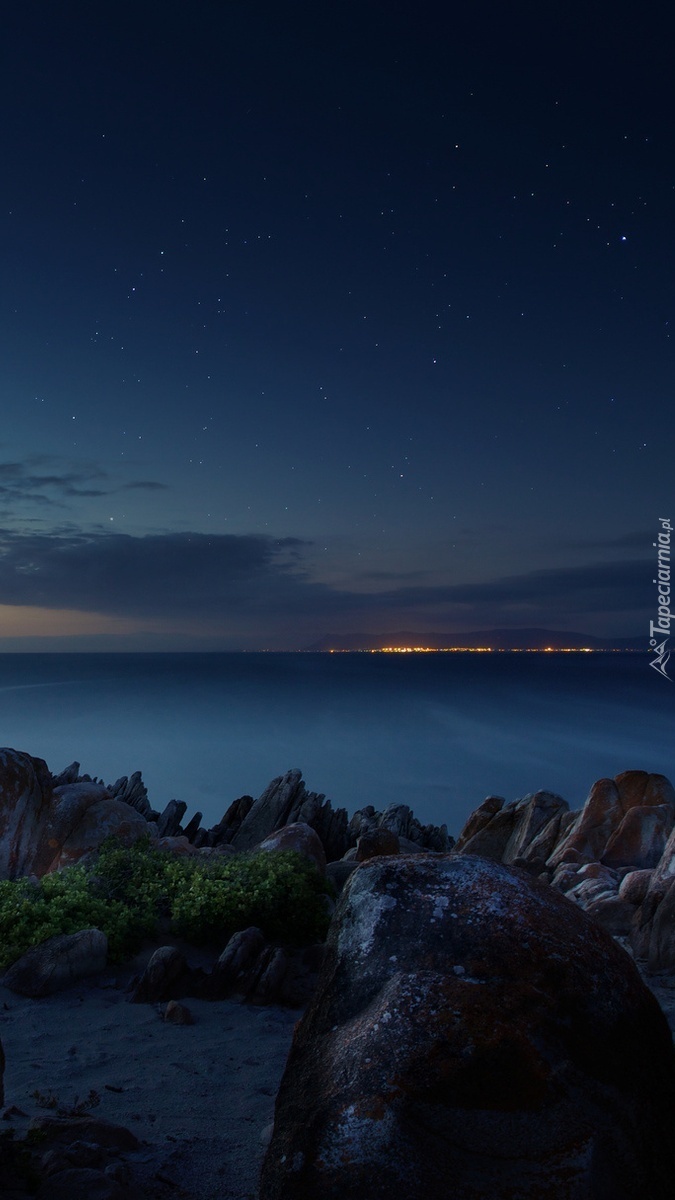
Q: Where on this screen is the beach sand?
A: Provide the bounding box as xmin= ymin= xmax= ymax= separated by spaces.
xmin=0 ymin=944 xmax=301 ymax=1200
xmin=2 ymin=938 xmax=674 ymax=1200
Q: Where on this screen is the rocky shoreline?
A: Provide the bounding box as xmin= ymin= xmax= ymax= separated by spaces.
xmin=2 ymin=749 xmax=675 ymax=1197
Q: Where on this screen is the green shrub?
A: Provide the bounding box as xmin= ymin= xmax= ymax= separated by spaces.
xmin=0 ymin=835 xmax=332 ymax=970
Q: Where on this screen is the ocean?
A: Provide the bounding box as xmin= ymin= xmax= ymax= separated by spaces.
xmin=0 ymin=651 xmax=672 ymax=839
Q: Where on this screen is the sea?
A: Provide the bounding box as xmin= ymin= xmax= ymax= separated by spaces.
xmin=0 ymin=651 xmax=672 ymax=839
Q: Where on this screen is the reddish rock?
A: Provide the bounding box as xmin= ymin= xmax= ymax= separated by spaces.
xmin=164 ymin=1000 xmax=194 ymax=1025
xmin=547 ymin=777 xmax=623 ymax=867
xmin=452 ymin=795 xmax=505 ymax=851
xmin=502 ymin=790 xmax=569 ymax=867
xmin=256 ymin=822 xmax=327 ymax=874
xmin=0 ymin=748 xmax=150 ymax=880
xmin=602 ymin=803 xmax=674 ymax=870
xmin=261 ymin=854 xmax=675 ymax=1200
xmin=355 ymin=828 xmax=400 ymax=861
xmin=615 ymin=770 xmax=675 ymax=813
xmin=618 ymin=869 xmax=653 ymax=906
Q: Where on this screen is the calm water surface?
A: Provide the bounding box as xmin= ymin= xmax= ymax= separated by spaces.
xmin=0 ymin=652 xmax=671 ymax=837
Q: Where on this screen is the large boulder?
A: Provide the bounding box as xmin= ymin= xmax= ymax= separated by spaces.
xmin=0 ymin=749 xmax=150 ymax=880
xmin=255 ymin=822 xmax=327 ymax=874
xmin=260 ymin=854 xmax=675 ymax=1200
xmin=2 ymin=929 xmax=108 ymax=997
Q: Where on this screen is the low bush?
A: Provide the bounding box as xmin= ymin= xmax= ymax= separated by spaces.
xmin=0 ymin=835 xmax=332 ymax=969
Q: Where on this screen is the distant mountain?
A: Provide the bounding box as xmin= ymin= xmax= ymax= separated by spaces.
xmin=304 ymin=628 xmax=644 ymax=652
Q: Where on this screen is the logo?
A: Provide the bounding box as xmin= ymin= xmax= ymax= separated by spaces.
xmin=649 ymin=518 xmax=672 ymax=680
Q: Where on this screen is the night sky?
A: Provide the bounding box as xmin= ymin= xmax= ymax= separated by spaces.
xmin=1 ymin=1 xmax=672 ymax=650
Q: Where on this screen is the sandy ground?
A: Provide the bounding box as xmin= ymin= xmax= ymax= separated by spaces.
xmin=0 ymin=945 xmax=301 ymax=1200
xmin=2 ymin=939 xmax=674 ymax=1200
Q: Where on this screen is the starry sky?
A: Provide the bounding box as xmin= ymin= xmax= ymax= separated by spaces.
xmin=0 ymin=1 xmax=672 ymax=650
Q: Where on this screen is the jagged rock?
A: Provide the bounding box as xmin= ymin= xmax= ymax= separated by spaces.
xmin=129 ymin=946 xmax=188 ymax=1003
xmin=164 ymin=1000 xmax=194 ymax=1025
xmin=213 ymin=794 xmax=255 ymax=843
xmin=350 ymin=802 xmax=452 ymax=854
xmin=355 ymin=828 xmax=400 ymax=860
xmin=108 ymin=771 xmax=153 ymax=820
xmin=51 ymin=761 xmax=81 ymax=787
xmin=157 ymin=798 xmax=187 ymax=838
xmin=182 ymin=811 xmax=203 ymax=843
xmin=231 ymin=770 xmax=349 ymax=861
xmin=255 ymin=823 xmax=327 ymax=874
xmin=260 ymin=854 xmax=675 ymax=1200
xmin=3 ymin=929 xmax=108 ymax=997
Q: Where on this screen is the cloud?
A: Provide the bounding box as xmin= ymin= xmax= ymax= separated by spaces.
xmin=0 ymin=458 xmax=168 ymax=511
xmin=0 ymin=528 xmax=314 ymax=620
xmin=0 ymin=526 xmax=649 ymax=638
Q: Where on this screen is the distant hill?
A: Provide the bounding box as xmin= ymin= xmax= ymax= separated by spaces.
xmin=304 ymin=628 xmax=643 ymax=652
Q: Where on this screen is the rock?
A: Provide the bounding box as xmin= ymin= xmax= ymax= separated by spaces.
xmin=582 ymin=893 xmax=637 ymax=935
xmin=547 ymin=771 xmax=675 ymax=871
xmin=211 ymin=927 xmax=267 ymax=997
xmin=452 ymin=799 xmax=518 ymax=861
xmin=355 ymin=828 xmax=400 ymax=861
xmin=36 ymin=1167 xmax=125 ymax=1199
xmin=256 ymin=822 xmax=327 ymax=874
xmin=640 ymin=878 xmax=675 ymax=973
xmin=29 ymin=1114 xmax=139 ymax=1152
xmin=0 ymin=749 xmax=151 ymax=881
xmin=349 ymin=802 xmax=452 ymax=853
xmin=129 ymin=946 xmax=188 ymax=1003
xmin=0 ymin=1037 xmax=4 ymax=1108
xmin=164 ymin=1000 xmax=194 ymax=1025
xmin=155 ymin=835 xmax=200 ymax=856
xmin=452 ymin=795 xmax=505 ymax=852
xmin=182 ymin=811 xmax=203 ymax=843
xmin=108 ymin=770 xmax=153 ymax=819
xmin=213 ymin=794 xmax=254 ymax=843
xmin=204 ymin=928 xmax=322 ymax=1006
xmin=231 ymin=770 xmax=349 ymax=862
xmin=2 ymin=929 xmax=108 ymax=997
xmin=49 ymin=792 xmax=151 ymax=871
xmin=325 ymin=860 xmax=358 ymax=894
xmin=502 ymin=790 xmax=569 ymax=868
xmin=0 ymin=748 xmax=56 ymax=878
xmin=619 ymin=868 xmax=654 ymax=906
xmin=602 ymin=803 xmax=674 ymax=870
xmin=260 ymin=854 xmax=675 ymax=1200
xmin=156 ymin=798 xmax=187 ymax=838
